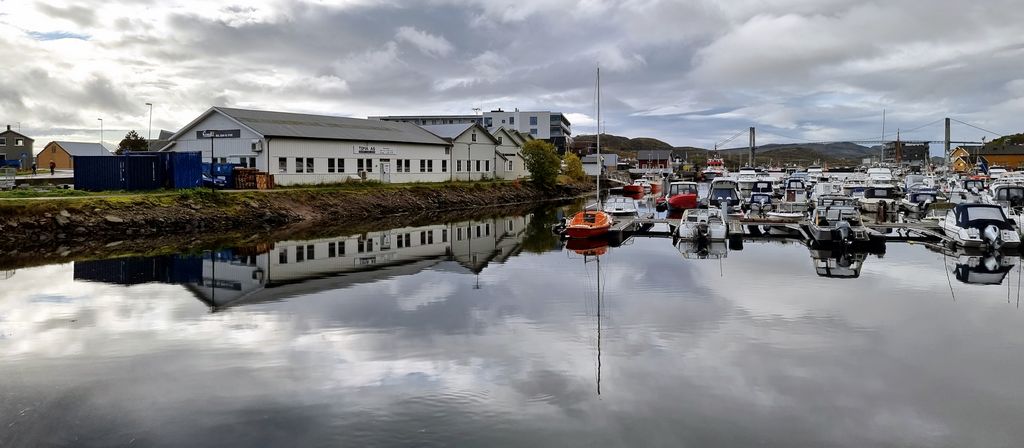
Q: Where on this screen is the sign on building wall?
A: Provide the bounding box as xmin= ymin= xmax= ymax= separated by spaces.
xmin=196 ymin=129 xmax=241 ymax=139
xmin=354 ymin=145 xmax=395 ymax=155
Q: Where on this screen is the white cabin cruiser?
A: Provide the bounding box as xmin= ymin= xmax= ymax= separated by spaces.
xmin=677 ymin=206 xmax=729 ymax=242
xmin=866 ymin=167 xmax=895 ymax=184
xmin=939 ymin=203 xmax=1020 ymax=250
xmin=735 ymin=167 xmax=759 ymax=197
xmin=841 ymin=174 xmax=869 ymax=199
xmin=859 ymin=185 xmax=900 ymax=213
xmin=808 ymin=196 xmax=872 ymax=244
xmin=780 ymin=178 xmax=810 ymax=212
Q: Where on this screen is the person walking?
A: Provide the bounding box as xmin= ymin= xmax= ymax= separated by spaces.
xmin=31 ymin=162 xmax=37 ymax=176
xmin=49 ymin=161 xmax=56 ymax=176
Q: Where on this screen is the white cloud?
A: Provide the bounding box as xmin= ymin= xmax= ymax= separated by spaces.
xmin=395 ymin=26 xmax=454 ymax=58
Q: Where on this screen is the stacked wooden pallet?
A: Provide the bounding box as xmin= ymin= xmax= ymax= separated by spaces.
xmin=233 ymin=168 xmax=259 ymax=189
xmin=255 ymin=173 xmax=275 ymax=190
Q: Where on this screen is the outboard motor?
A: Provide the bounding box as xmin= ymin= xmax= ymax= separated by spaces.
xmin=696 ymin=222 xmax=710 ymax=243
xmin=834 ymin=220 xmax=852 ymax=243
xmin=983 ymin=224 xmax=1002 ymax=249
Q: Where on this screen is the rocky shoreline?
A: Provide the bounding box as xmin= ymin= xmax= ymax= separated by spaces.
xmin=0 ymin=182 xmax=589 ymax=268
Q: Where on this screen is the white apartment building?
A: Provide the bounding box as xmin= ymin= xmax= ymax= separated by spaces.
xmin=373 ymin=109 xmax=572 ymax=153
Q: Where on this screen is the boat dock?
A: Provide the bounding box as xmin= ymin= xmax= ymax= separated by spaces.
xmin=592 ymin=215 xmax=951 ymax=246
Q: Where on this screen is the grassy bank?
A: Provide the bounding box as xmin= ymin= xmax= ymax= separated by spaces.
xmin=0 ymin=179 xmax=592 ymax=253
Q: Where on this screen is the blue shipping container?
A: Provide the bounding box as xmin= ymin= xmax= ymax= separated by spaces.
xmin=73 ymin=152 xmax=201 ymax=191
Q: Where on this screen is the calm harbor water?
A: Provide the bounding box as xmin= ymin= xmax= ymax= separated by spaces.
xmin=2 ymin=204 xmax=1024 ymax=447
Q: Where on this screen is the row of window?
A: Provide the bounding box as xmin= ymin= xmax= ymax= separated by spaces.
xmin=276 ymin=229 xmax=451 ymax=264
xmin=455 ymin=160 xmax=492 ymax=173
xmin=277 ymin=157 xmax=455 ymax=174
xmin=0 ymin=138 xmax=25 ymax=146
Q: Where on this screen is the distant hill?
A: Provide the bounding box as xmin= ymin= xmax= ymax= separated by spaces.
xmin=572 ymin=133 xmax=878 ymax=166
xmin=570 ymin=134 xmax=674 ymax=158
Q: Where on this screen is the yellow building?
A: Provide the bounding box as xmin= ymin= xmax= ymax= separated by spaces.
xmin=950 ymin=145 xmax=1024 ymax=173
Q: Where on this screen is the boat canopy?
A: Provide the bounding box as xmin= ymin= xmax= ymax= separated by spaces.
xmin=908 ymin=192 xmax=937 ymax=202
xmin=961 ymin=179 xmax=986 ymax=190
xmin=993 ymin=185 xmax=1024 ymax=202
xmin=668 ymin=183 xmax=698 ymax=196
xmin=863 ymin=187 xmax=896 ymax=199
xmin=952 ymin=204 xmax=1012 ymax=230
xmin=749 ymin=193 xmax=772 ymax=204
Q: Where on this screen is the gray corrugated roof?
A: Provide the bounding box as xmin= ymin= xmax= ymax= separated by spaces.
xmin=215 ymin=107 xmax=449 ymax=146
xmin=420 ymin=123 xmax=474 ymax=140
xmin=55 ymin=141 xmax=114 ymax=156
xmin=637 ymin=150 xmax=672 ymax=160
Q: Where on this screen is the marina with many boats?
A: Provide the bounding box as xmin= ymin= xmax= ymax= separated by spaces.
xmin=558 ymin=160 xmax=1023 ymax=280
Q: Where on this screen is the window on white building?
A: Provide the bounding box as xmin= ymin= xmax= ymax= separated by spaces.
xmin=427 ymin=160 xmax=434 ymax=172
xmin=457 ymin=160 xmax=462 ymax=172
xmin=328 ymin=159 xmax=335 ymax=173
xmin=295 ymin=158 xmax=304 ymax=173
xmin=15 ymin=139 xmax=23 ymax=146
xmin=0 ymin=138 xmax=6 ymax=146
xmin=365 ymin=159 xmax=373 ymax=173
xmin=475 ymin=160 xmax=481 ymax=172
xmin=509 ymin=117 xmax=514 ymax=125
xmin=445 ymin=147 xmax=451 ymax=155
xmin=338 ymin=159 xmax=345 ymax=173
xmin=306 ymin=158 xmax=314 ymax=173
xmin=529 ymin=116 xmax=537 ymax=125
xmin=471 ymin=133 xmax=477 ymax=142
xmin=420 ymin=159 xmax=426 ymax=172
xmin=442 ymin=160 xmax=447 ymax=172
xmin=296 ymin=245 xmax=305 ymax=262
xmin=507 ymin=160 xmax=513 ymax=171
xmin=279 ymin=158 xmax=287 ymax=173
xmin=484 ymin=160 xmax=489 ymax=172
xmin=530 ymin=128 xmax=537 ymax=135
xmin=279 ymin=249 xmax=287 ymax=264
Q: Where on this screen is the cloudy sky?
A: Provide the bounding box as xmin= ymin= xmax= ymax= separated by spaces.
xmin=1 ymin=0 xmax=1022 ymax=150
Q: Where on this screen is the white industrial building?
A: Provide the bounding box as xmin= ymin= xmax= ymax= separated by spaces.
xmin=160 ymin=107 xmax=454 ymax=185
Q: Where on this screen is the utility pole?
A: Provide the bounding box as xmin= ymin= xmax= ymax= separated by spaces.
xmin=944 ymin=117 xmax=951 ymax=171
xmin=880 ymin=109 xmax=886 ymax=164
xmin=97 ymin=118 xmax=103 ymax=146
xmin=748 ymin=127 xmax=755 ymax=166
xmin=146 ymin=102 xmax=154 ymax=140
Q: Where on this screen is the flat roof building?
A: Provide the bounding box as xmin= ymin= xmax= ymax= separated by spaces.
xmin=373 ymin=109 xmax=572 ymax=154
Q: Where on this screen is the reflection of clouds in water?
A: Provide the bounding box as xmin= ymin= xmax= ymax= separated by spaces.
xmin=4 ymin=240 xmax=1024 ymax=445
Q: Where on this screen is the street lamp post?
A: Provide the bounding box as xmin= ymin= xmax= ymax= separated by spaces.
xmin=97 ymin=118 xmax=103 ymax=146
xmin=145 ymin=102 xmax=153 ymax=141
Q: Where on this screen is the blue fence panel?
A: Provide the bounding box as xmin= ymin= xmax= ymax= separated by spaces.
xmin=73 ymin=156 xmax=124 ymax=191
xmin=168 ymin=152 xmax=201 ymax=189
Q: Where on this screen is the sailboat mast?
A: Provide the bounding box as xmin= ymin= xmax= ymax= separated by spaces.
xmin=596 ymin=67 xmax=601 ymax=204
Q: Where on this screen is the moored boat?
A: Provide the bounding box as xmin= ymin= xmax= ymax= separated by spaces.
xmin=677 ymin=206 xmax=729 ymax=242
xmin=938 ymin=203 xmax=1020 ymax=249
xmin=565 ymin=209 xmax=613 ymax=239
xmin=664 ymin=181 xmax=699 ymax=211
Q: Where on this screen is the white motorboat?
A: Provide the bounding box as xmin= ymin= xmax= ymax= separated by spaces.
xmin=678 ymin=206 xmax=729 ymax=242
xmin=841 ymin=174 xmax=869 ymax=199
xmin=859 ymin=184 xmax=900 ymax=213
xmin=707 ymin=178 xmax=742 ymax=214
xmin=602 ymin=196 xmax=640 ymax=217
xmin=807 ymin=196 xmax=872 ymax=244
xmin=735 ymin=167 xmax=759 ymax=197
xmin=900 ymin=188 xmax=941 ymax=213
xmin=938 ymin=203 xmax=1020 ymax=249
xmin=780 ymin=178 xmax=810 ymax=212
xmin=866 ymin=167 xmax=895 ymax=184
xmin=948 ymin=178 xmax=987 ymax=204
xmin=983 ymin=183 xmax=1024 ymax=230
xmin=743 ymin=192 xmax=775 ymax=218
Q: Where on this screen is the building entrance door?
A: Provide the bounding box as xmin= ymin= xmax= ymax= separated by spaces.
xmin=380 ymin=159 xmax=391 ymax=183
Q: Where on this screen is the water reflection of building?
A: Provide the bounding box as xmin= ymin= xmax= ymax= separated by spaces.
xmin=71 ymin=216 xmax=532 ymax=309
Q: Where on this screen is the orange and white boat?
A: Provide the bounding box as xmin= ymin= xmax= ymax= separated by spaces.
xmin=565 ymin=210 xmax=613 ymax=239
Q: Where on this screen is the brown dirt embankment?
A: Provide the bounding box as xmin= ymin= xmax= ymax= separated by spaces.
xmin=0 ymin=181 xmax=590 ymax=265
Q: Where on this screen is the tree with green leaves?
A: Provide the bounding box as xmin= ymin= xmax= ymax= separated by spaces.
xmin=117 ymin=130 xmax=148 ymax=154
xmin=563 ymin=152 xmax=586 ymax=181
xmin=521 ymin=140 xmax=560 ymax=188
